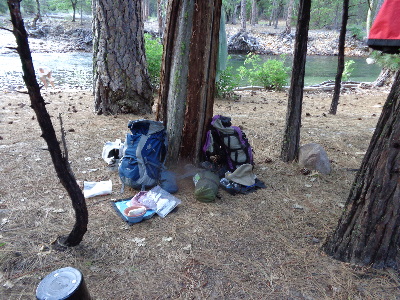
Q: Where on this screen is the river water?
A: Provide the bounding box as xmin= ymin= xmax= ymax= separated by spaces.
xmin=0 ymin=52 xmax=381 ymax=91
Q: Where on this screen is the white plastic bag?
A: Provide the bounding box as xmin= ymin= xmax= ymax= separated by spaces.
xmin=83 ymin=180 xmax=112 ymax=198
xmin=101 ymin=139 xmax=124 ymax=165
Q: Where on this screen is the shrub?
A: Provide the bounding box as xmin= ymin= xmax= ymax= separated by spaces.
xmin=238 ymin=54 xmax=289 ymax=90
xmin=215 ymin=61 xmax=240 ymax=98
xmin=342 ymin=59 xmax=355 ymax=82
xmin=144 ymin=33 xmax=163 ymax=88
xmin=347 ymin=24 xmax=365 ymax=41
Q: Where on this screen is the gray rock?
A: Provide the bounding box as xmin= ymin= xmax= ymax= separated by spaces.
xmin=298 ymin=143 xmax=331 ymax=174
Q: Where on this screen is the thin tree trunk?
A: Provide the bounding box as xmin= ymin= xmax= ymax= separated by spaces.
xmin=232 ymin=3 xmax=239 ymax=25
xmin=157 ymin=0 xmax=167 ymax=39
xmin=324 ymin=70 xmax=400 ymax=270
xmin=7 ymin=0 xmax=88 ymax=247
xmin=280 ymin=0 xmax=311 ymax=163
xmin=250 ymin=0 xmax=257 ymax=26
xmin=366 ymin=0 xmax=374 ymax=37
xmin=240 ymin=0 xmax=246 ymax=32
xmin=32 ymin=0 xmax=42 ymax=28
xmin=93 ymin=0 xmax=153 ymax=115
xmin=71 ymin=0 xmax=77 ymax=22
xmin=329 ymin=0 xmax=349 ymax=115
xmin=283 ymin=0 xmax=294 ymax=34
xmin=157 ymin=0 xmax=221 ymax=166
xmin=269 ymin=0 xmax=277 ymax=26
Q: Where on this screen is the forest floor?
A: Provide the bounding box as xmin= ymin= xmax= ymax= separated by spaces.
xmin=1 ymin=14 xmax=399 ymax=300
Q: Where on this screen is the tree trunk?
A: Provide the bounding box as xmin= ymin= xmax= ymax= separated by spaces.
xmin=71 ymin=0 xmax=77 ymax=22
xmin=93 ymin=0 xmax=153 ymax=115
xmin=283 ymin=0 xmax=294 ymax=34
xmin=374 ymin=68 xmax=396 ymax=87
xmin=250 ymin=0 xmax=257 ymax=26
xmin=240 ymin=0 xmax=246 ymax=32
xmin=157 ymin=0 xmax=167 ymax=39
xmin=157 ymin=0 xmax=221 ymax=166
xmin=32 ymin=0 xmax=42 ymax=28
xmin=329 ymin=0 xmax=349 ymax=115
xmin=366 ymin=0 xmax=374 ymax=37
xmin=269 ymin=0 xmax=277 ymax=26
xmin=232 ymin=3 xmax=239 ymax=25
xmin=280 ymin=0 xmax=311 ymax=163
xmin=7 ymin=0 xmax=88 ymax=247
xmin=142 ymin=0 xmax=150 ymax=21
xmin=324 ymin=70 xmax=400 ymax=270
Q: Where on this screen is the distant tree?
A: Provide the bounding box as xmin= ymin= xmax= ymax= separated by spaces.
xmin=250 ymin=0 xmax=258 ymax=26
xmin=7 ymin=0 xmax=88 ymax=247
xmin=71 ymin=0 xmax=78 ymax=22
xmin=32 ymin=0 xmax=42 ymax=28
xmin=324 ymin=70 xmax=400 ymax=270
xmin=281 ymin=0 xmax=311 ymax=162
xmin=240 ymin=0 xmax=247 ymax=31
xmin=93 ymin=0 xmax=153 ymax=115
xmin=157 ymin=0 xmax=167 ymax=39
xmin=329 ymin=0 xmax=349 ymax=115
xmin=268 ymin=0 xmax=281 ymax=28
xmin=157 ymin=0 xmax=222 ymax=166
xmin=142 ymin=0 xmax=150 ymax=21
xmin=283 ymin=0 xmax=294 ymax=34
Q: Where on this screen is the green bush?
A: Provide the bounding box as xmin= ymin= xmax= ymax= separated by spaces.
xmin=342 ymin=59 xmax=355 ymax=82
xmin=215 ymin=61 xmax=240 ymax=98
xmin=347 ymin=24 xmax=365 ymax=41
xmin=238 ymin=54 xmax=289 ymax=90
xmin=144 ymin=33 xmax=163 ymax=88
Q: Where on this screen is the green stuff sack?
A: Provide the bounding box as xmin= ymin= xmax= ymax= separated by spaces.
xmin=193 ymin=170 xmax=220 ymax=203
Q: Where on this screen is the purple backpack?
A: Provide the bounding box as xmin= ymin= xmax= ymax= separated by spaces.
xmin=203 ymin=115 xmax=253 ymax=172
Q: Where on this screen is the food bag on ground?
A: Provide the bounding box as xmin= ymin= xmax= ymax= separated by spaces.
xmin=193 ymin=170 xmax=220 ymax=203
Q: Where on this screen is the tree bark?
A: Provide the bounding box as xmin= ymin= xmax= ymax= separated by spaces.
xmin=280 ymin=0 xmax=311 ymax=163
xmin=324 ymin=70 xmax=400 ymax=270
xmin=240 ymin=0 xmax=246 ymax=32
xmin=250 ymin=0 xmax=257 ymax=26
xmin=71 ymin=0 xmax=77 ymax=22
xmin=157 ymin=0 xmax=221 ymax=166
xmin=142 ymin=0 xmax=150 ymax=21
xmin=374 ymin=68 xmax=396 ymax=87
xmin=329 ymin=0 xmax=349 ymax=115
xmin=32 ymin=0 xmax=42 ymax=28
xmin=283 ymin=0 xmax=294 ymax=34
xmin=157 ymin=0 xmax=167 ymax=39
xmin=7 ymin=0 xmax=88 ymax=247
xmin=93 ymin=0 xmax=153 ymax=115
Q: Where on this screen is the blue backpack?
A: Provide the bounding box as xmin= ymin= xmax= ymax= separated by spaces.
xmin=119 ymin=120 xmax=167 ymax=190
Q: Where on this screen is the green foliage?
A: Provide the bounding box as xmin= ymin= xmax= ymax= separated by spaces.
xmin=144 ymin=33 xmax=163 ymax=88
xmin=371 ymin=51 xmax=400 ymax=71
xmin=215 ymin=63 xmax=240 ymax=98
xmin=347 ymin=24 xmax=365 ymax=41
xmin=238 ymin=53 xmax=289 ymax=90
xmin=342 ymin=59 xmax=355 ymax=81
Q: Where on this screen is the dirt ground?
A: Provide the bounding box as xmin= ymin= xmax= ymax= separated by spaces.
xmin=1 ymin=85 xmax=399 ymax=299
xmin=1 ymin=13 xmax=399 ymax=300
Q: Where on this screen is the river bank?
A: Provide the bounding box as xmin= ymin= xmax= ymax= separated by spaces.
xmin=0 ymin=15 xmax=370 ymax=57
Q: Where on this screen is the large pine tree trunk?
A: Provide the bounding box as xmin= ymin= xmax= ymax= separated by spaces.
xmin=7 ymin=0 xmax=88 ymax=247
xmin=93 ymin=0 xmax=153 ymax=115
xmin=329 ymin=0 xmax=349 ymax=115
xmin=157 ymin=0 xmax=222 ymax=166
xmin=324 ymin=71 xmax=400 ymax=270
xmin=280 ymin=0 xmax=311 ymax=162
